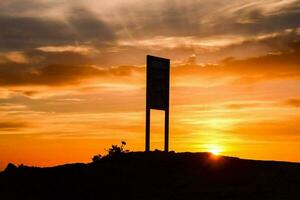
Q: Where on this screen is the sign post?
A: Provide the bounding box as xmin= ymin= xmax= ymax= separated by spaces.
xmin=145 ymin=55 xmax=170 ymax=152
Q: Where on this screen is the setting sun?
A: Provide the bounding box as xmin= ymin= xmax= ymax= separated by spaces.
xmin=210 ymin=149 xmax=221 ymax=156
xmin=206 ymin=144 xmax=223 ymax=156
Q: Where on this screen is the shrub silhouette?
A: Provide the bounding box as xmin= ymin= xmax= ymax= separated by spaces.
xmin=107 ymin=140 xmax=128 ymax=157
xmin=4 ymin=163 xmax=17 ymax=172
xmin=92 ymin=140 xmax=129 ymax=162
xmin=92 ymin=154 xmax=102 ymax=163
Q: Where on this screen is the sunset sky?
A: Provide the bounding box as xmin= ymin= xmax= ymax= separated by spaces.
xmin=1 ymin=0 xmax=300 ymax=170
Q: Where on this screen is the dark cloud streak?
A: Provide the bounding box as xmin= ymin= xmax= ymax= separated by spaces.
xmin=283 ymin=98 xmax=300 ymax=107
xmin=0 ymin=8 xmax=115 ymax=51
xmin=0 ymin=121 xmax=29 ymax=130
xmin=0 ymin=62 xmax=103 ymax=86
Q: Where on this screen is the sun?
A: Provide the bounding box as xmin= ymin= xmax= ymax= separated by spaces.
xmin=210 ymin=149 xmax=221 ymax=156
xmin=207 ymin=144 xmax=222 ymax=156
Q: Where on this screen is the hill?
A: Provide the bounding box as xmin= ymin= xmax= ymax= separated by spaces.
xmin=1 ymin=152 xmax=300 ymax=200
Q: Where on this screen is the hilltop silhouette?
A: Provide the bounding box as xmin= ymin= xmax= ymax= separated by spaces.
xmin=1 ymin=151 xmax=300 ymax=200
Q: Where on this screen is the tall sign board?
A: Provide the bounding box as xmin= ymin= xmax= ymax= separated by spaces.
xmin=146 ymin=55 xmax=170 ymax=152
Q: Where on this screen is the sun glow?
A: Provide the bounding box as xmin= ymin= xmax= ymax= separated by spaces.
xmin=210 ymin=149 xmax=221 ymax=156
xmin=207 ymin=145 xmax=223 ymax=156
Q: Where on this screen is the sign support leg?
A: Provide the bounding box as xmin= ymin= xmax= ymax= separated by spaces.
xmin=145 ymin=107 xmax=150 ymax=152
xmin=164 ymin=109 xmax=169 ymax=152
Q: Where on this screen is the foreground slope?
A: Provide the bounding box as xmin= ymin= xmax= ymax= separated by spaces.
xmin=1 ymin=152 xmax=300 ymax=200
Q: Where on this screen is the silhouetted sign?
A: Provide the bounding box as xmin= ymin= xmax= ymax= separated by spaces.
xmin=146 ymin=55 xmax=170 ymax=110
xmin=145 ymin=55 xmax=170 ymax=152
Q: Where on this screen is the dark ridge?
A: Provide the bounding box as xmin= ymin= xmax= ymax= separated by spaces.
xmin=1 ymin=152 xmax=300 ymax=200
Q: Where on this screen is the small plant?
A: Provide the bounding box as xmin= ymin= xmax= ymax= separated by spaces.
xmin=92 ymin=154 xmax=102 ymax=163
xmin=107 ymin=140 xmax=129 ymax=157
xmin=4 ymin=163 xmax=17 ymax=172
xmin=92 ymin=140 xmax=129 ymax=162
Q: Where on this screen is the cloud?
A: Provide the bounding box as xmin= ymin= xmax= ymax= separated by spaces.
xmin=0 ymin=0 xmax=299 ymax=90
xmin=222 ymin=41 xmax=300 ymax=82
xmin=1 ymin=0 xmax=299 ymax=53
xmin=173 ymin=40 xmax=300 ymax=84
xmin=0 ymin=40 xmax=299 ymax=89
xmin=0 ymin=0 xmax=54 ymax=16
xmin=104 ymin=0 xmax=300 ymax=40
xmin=0 ymin=8 xmax=115 ymax=51
xmin=0 ymin=15 xmax=70 ymax=51
xmin=283 ymin=98 xmax=300 ymax=107
xmin=95 ymin=28 xmax=300 ymax=66
xmin=212 ymin=1 xmax=300 ymax=36
xmin=0 ymin=121 xmax=29 ymax=131
xmin=229 ymin=118 xmax=300 ymax=141
xmin=0 ymin=62 xmax=102 ymax=86
xmin=0 ymin=0 xmax=299 ymax=68
xmin=224 ymin=102 xmax=264 ymax=110
xmin=26 ymin=49 xmax=95 ymax=66
xmin=0 ymin=51 xmax=29 ymax=63
xmin=66 ymin=8 xmax=115 ymax=44
xmin=0 ymin=49 xmax=144 ymax=87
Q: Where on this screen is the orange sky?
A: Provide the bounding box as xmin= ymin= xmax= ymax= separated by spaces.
xmin=0 ymin=0 xmax=300 ymax=170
